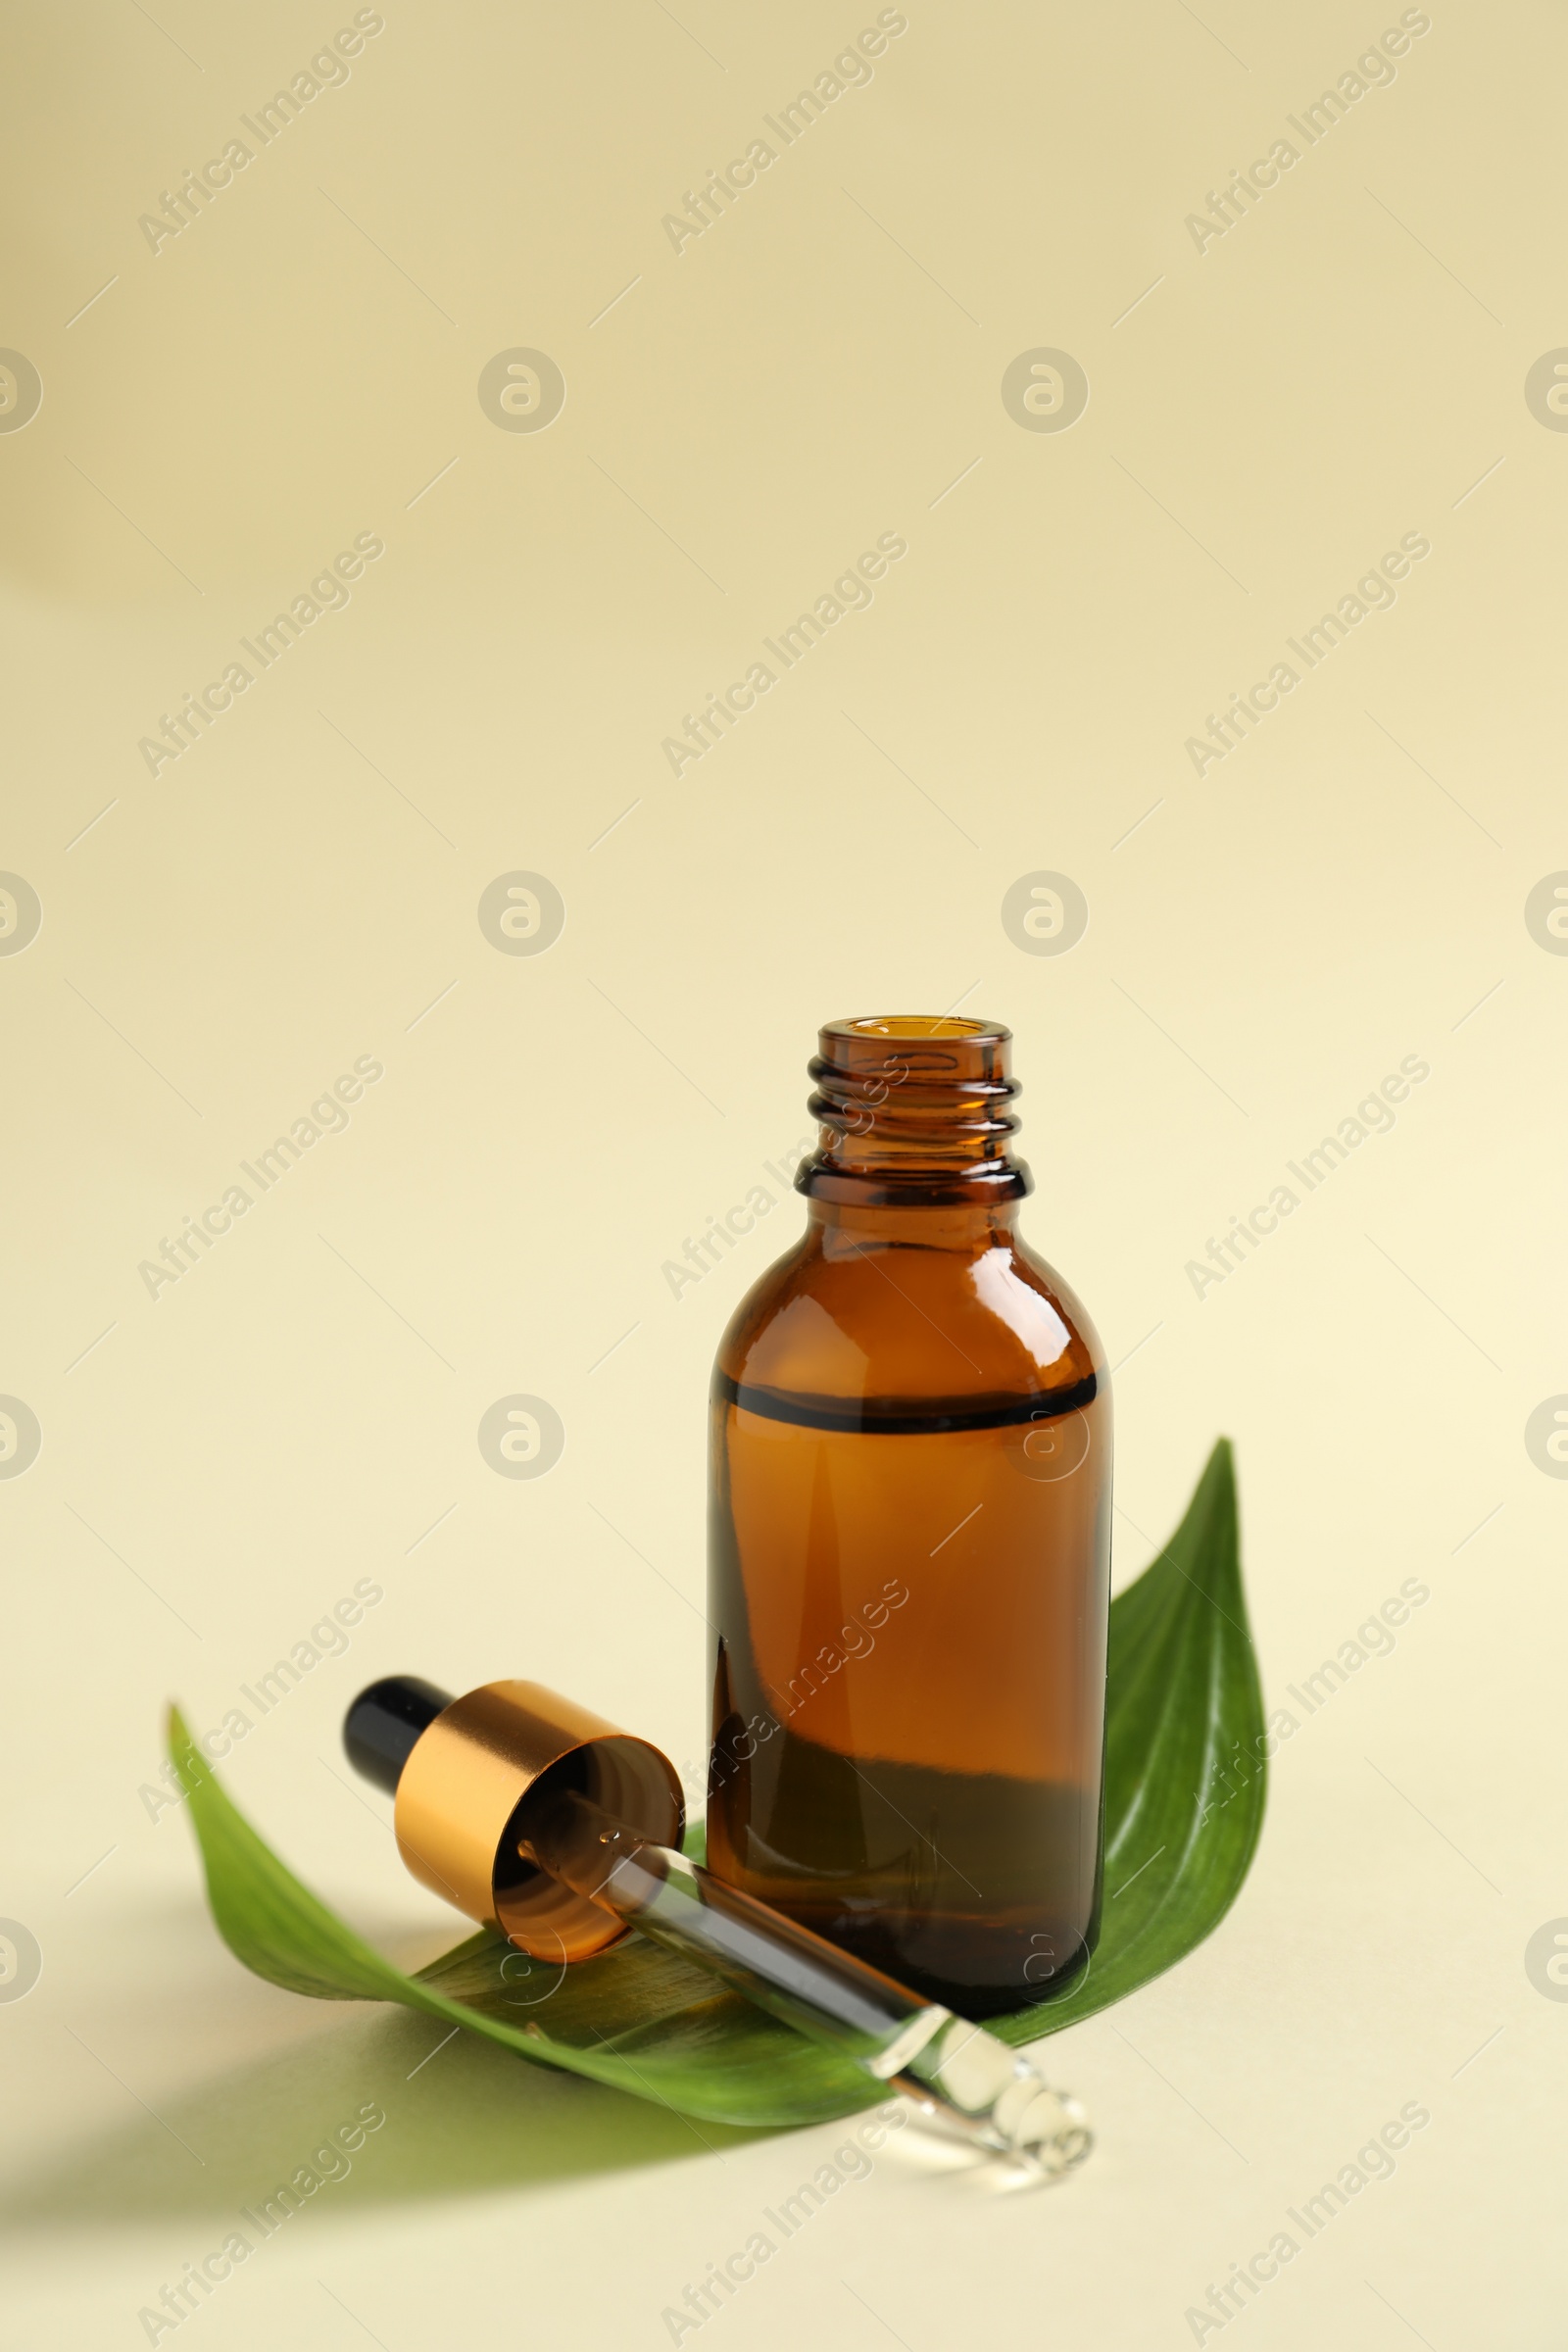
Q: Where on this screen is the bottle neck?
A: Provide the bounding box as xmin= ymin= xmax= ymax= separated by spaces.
xmin=807 ymin=1196 xmax=1020 ymax=1254
xmin=797 ymin=1016 xmax=1031 ymax=1212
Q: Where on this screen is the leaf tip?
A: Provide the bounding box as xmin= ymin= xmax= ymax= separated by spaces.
xmin=166 ymin=1702 xmax=211 ymax=1801
xmin=1197 ymin=1436 xmax=1240 ymax=1532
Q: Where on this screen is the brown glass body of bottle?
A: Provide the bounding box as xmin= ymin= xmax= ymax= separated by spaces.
xmin=707 ymin=1017 xmax=1110 ymax=2019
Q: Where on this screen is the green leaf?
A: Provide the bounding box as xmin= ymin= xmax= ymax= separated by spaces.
xmin=171 ymin=1439 xmax=1264 ymax=2125
xmin=990 ymin=1434 xmax=1266 ymax=2044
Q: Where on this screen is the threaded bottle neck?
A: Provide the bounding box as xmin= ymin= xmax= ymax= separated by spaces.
xmin=799 ymin=1015 xmax=1030 ymax=1208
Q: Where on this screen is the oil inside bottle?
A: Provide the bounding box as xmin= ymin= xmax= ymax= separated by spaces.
xmin=708 ymin=1379 xmax=1108 ymax=2018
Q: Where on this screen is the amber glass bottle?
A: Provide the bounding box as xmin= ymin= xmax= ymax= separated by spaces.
xmin=707 ymin=1017 xmax=1110 ymax=2019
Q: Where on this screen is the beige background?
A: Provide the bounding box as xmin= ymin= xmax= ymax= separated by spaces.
xmin=3 ymin=0 xmax=1564 ymax=2342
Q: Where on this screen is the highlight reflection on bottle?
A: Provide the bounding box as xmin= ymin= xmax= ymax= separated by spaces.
xmin=706 ymin=1017 xmax=1110 ymax=2019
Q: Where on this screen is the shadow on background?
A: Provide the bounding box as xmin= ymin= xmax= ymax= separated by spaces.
xmin=12 ymin=1979 xmax=770 ymax=2231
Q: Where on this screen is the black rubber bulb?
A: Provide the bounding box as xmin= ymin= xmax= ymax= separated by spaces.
xmin=343 ymin=1675 xmax=454 ymax=1796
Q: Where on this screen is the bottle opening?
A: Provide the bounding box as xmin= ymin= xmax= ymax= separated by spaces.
xmin=824 ymin=1015 xmax=1007 ymax=1045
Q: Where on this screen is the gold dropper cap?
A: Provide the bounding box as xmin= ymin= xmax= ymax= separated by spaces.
xmin=351 ymin=1677 xmax=685 ymax=1962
